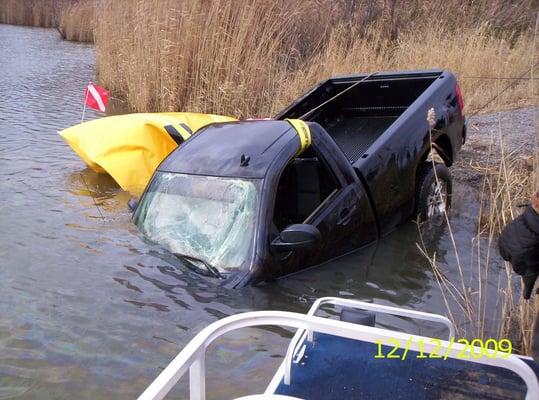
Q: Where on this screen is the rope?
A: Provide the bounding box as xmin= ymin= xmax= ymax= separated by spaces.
xmin=460 ymin=76 xmax=538 ymax=80
xmin=467 ymin=63 xmax=537 ymax=118
xmin=300 ymin=72 xmax=377 ymax=120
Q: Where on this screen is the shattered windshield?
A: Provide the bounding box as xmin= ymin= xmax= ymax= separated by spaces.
xmin=133 ymin=172 xmax=259 ymax=273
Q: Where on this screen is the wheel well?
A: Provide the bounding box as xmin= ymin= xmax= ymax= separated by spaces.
xmin=432 ymin=135 xmax=453 ymax=167
xmin=415 ymin=134 xmax=453 ymax=213
xmin=419 ymin=134 xmax=453 ymax=167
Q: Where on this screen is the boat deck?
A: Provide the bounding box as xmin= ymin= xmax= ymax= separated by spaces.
xmin=137 ymin=297 xmax=539 ymax=400
xmin=274 ymin=333 xmax=539 ymax=400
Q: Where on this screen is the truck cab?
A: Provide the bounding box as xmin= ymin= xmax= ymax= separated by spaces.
xmin=133 ymin=120 xmax=377 ymax=287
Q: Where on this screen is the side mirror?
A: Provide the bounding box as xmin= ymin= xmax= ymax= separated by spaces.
xmin=271 ymin=224 xmax=321 ymax=253
xmin=128 ymin=198 xmax=139 ymax=212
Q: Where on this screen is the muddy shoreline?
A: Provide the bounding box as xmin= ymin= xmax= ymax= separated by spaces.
xmin=453 ymin=107 xmax=537 ymax=185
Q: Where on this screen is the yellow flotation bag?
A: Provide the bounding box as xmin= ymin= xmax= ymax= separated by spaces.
xmin=59 ymin=112 xmax=236 ymax=195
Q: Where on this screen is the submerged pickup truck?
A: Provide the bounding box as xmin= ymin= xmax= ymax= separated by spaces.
xmin=132 ymin=70 xmax=466 ymax=287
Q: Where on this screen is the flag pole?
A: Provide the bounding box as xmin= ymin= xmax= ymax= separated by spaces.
xmin=81 ymin=82 xmax=90 ymax=124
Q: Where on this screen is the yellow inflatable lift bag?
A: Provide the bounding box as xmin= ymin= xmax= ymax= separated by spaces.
xmin=59 ymin=112 xmax=236 ymax=195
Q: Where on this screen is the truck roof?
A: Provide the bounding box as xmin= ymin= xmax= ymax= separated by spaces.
xmin=158 ymin=120 xmax=300 ymax=179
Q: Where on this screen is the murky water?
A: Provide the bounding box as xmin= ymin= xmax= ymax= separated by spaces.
xmin=0 ymin=25 xmax=511 ymax=399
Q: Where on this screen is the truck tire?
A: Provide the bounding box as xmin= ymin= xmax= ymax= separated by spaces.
xmin=415 ymin=163 xmax=452 ymax=221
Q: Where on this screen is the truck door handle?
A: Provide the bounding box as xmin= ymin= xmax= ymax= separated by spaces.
xmin=337 ymin=207 xmax=353 ymax=226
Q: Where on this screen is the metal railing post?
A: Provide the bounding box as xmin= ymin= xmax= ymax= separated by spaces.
xmin=189 ymin=352 xmax=206 ymax=400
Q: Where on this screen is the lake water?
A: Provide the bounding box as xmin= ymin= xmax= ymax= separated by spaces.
xmin=0 ymin=24 xmax=509 ymax=399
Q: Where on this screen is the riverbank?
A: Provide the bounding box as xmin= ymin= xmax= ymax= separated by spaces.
xmin=455 ymin=107 xmax=537 ymax=187
xmin=0 ymin=0 xmax=70 ymax=28
xmin=0 ymin=0 xmax=93 ymax=41
xmin=57 ymin=1 xmax=94 ymax=42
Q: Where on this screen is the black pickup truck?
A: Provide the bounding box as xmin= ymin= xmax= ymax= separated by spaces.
xmin=133 ymin=70 xmax=466 ymax=287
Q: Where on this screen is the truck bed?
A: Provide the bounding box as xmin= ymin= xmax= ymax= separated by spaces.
xmin=325 ymin=114 xmax=398 ymax=161
xmin=277 ymin=71 xmax=442 ymax=163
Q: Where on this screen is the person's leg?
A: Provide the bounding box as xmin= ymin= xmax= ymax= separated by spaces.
xmin=534 ymin=289 xmax=539 ymax=362
xmin=530 ymin=193 xmax=539 ymax=361
xmin=532 ymin=192 xmax=539 ymax=214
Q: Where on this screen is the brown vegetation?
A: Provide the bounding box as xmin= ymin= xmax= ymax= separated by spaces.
xmin=2 ymin=0 xmax=536 ymax=116
xmin=58 ymin=1 xmax=95 ymax=42
xmin=0 ymin=0 xmax=75 ymax=27
xmin=418 ymin=89 xmax=536 ymax=353
xmin=419 ymin=145 xmax=535 ymax=353
xmin=92 ymin=0 xmax=537 ymax=116
xmin=0 ymin=0 xmax=94 ymax=42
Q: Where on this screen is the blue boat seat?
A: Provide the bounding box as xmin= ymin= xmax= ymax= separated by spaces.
xmin=275 ymin=332 xmax=538 ymax=400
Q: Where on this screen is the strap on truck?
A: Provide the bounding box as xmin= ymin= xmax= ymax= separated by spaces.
xmin=286 ymin=118 xmax=312 ymax=156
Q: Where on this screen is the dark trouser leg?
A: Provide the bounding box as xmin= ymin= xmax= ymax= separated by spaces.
xmin=533 ymin=289 xmax=539 ymax=362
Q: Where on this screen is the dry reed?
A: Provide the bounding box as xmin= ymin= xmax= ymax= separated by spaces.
xmin=421 ymin=146 xmax=534 ymax=353
xmin=58 ymin=1 xmax=95 ymax=42
xmin=91 ymin=0 xmax=537 ymax=116
xmin=0 ymin=0 xmax=78 ymax=28
xmin=2 ymin=0 xmax=536 ymax=116
xmin=417 ymin=91 xmax=536 ymax=353
xmin=278 ymin=25 xmax=536 ymax=116
xmin=419 ymin=145 xmax=534 ymax=348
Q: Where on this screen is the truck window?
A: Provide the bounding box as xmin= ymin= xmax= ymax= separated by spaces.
xmin=273 ymin=151 xmax=340 ymax=231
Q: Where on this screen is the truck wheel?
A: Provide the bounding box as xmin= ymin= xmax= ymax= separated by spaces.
xmin=415 ymin=163 xmax=452 ymax=221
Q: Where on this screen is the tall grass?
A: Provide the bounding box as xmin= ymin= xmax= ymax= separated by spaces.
xmin=0 ymin=0 xmax=78 ymax=28
xmin=418 ymin=86 xmax=536 ymax=354
xmin=93 ymin=0 xmax=537 ymax=116
xmin=2 ymin=0 xmax=536 ymax=115
xmin=58 ymin=1 xmax=95 ymax=42
xmin=94 ymin=0 xmax=341 ymax=115
xmin=278 ymin=25 xmax=535 ymax=116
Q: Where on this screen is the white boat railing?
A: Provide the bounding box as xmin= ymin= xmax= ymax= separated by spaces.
xmin=282 ymin=296 xmax=455 ymax=385
xmin=138 ymin=308 xmax=539 ymax=400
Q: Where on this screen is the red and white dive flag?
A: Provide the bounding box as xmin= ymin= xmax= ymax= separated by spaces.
xmin=84 ymin=83 xmax=110 ymax=112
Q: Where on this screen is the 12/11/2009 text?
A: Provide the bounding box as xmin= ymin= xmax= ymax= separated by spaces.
xmin=374 ymin=337 xmax=512 ymax=360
